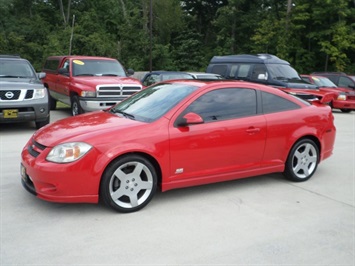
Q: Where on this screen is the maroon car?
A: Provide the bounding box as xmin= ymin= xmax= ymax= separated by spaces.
xmin=301 ymin=74 xmax=355 ymax=113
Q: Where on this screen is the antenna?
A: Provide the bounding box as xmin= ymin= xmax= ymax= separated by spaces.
xmin=69 ymin=15 xmax=75 ymax=55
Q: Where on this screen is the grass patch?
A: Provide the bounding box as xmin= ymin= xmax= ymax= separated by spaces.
xmin=57 ymin=102 xmax=70 ymax=109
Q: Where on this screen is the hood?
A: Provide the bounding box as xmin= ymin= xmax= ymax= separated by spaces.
xmin=34 ymin=111 xmax=145 ymax=147
xmin=0 ymin=78 xmax=43 ymax=86
xmin=74 ymin=76 xmax=142 ymax=86
xmin=285 ymin=81 xmax=318 ymax=90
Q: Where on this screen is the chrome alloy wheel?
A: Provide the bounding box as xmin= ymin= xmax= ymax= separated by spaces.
xmin=291 ymin=142 xmax=318 ymax=179
xmin=109 ymin=161 xmax=154 ymax=209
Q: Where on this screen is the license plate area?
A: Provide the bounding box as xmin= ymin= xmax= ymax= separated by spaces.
xmin=3 ymin=109 xmax=18 ymax=118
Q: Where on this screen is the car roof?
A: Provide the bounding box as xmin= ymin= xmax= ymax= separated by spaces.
xmin=144 ymin=71 xmax=192 ymax=75
xmin=209 ymin=54 xmax=290 ymax=65
xmin=46 ymin=55 xmax=117 ymax=61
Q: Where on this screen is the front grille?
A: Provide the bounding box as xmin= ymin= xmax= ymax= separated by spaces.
xmin=97 ymin=85 xmax=141 ymax=98
xmin=0 ymin=90 xmax=21 ymax=100
xmin=28 ymin=139 xmax=47 ymax=158
xmin=0 ymin=89 xmax=36 ymax=101
xmin=25 ymin=90 xmax=34 ymax=99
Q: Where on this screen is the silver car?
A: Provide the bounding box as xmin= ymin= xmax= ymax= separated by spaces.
xmin=0 ymin=55 xmax=50 ymax=129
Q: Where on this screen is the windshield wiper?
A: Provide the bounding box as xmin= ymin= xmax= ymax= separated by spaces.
xmin=74 ymin=73 xmax=95 ymax=76
xmin=101 ymin=73 xmax=119 ymax=76
xmin=110 ymin=109 xmax=135 ymax=120
xmin=0 ymin=75 xmax=30 ymax=78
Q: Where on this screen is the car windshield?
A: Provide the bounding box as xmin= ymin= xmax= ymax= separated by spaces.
xmin=72 ymin=59 xmax=127 ymax=77
xmin=110 ymin=83 xmax=198 ymax=122
xmin=312 ymin=76 xmax=337 ymax=87
xmin=267 ymin=64 xmax=301 ymax=81
xmin=0 ymin=60 xmax=36 ymax=78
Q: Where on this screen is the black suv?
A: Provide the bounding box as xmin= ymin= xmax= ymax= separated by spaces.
xmin=311 ymin=72 xmax=355 ymax=90
xmin=206 ymin=54 xmax=317 ymax=89
xmin=0 ymin=55 xmax=50 ymax=129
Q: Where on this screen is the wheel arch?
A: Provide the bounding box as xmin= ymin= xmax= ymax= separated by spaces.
xmin=99 ymin=151 xmax=163 ymax=191
xmin=290 ymin=135 xmax=321 ymax=161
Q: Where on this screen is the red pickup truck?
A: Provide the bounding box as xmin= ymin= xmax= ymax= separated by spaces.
xmin=42 ymin=56 xmax=143 ymax=116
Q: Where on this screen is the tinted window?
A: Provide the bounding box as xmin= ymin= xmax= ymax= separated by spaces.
xmin=338 ymin=77 xmax=354 ymax=88
xmin=183 ymin=88 xmax=257 ymax=122
xmin=43 ymin=59 xmax=60 ymax=71
xmin=211 ymin=65 xmax=227 ymax=76
xmin=0 ymin=59 xmax=36 ymax=78
xmin=262 ymin=91 xmax=300 ymax=113
xmin=111 ymin=83 xmax=198 ymax=122
xmin=72 ymin=59 xmax=126 ymax=77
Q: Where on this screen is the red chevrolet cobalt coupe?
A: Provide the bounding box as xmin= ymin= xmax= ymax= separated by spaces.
xmin=21 ymin=80 xmax=336 ymax=212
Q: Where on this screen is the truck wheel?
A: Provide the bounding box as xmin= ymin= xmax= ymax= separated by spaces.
xmin=46 ymin=87 xmax=57 ymax=110
xmin=71 ymin=96 xmax=84 ymax=116
xmin=340 ymin=109 xmax=351 ymax=113
xmin=35 ymin=116 xmax=50 ymax=129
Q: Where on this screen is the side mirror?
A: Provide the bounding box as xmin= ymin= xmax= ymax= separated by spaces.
xmin=176 ymin=112 xmax=204 ymax=127
xmin=58 ymin=68 xmax=69 ymax=75
xmin=257 ymin=73 xmax=267 ymax=80
xmin=127 ymin=69 xmax=135 ymax=76
xmin=37 ymin=72 xmax=46 ymax=79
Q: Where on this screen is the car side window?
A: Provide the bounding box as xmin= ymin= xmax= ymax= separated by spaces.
xmin=143 ymin=74 xmax=159 ymax=86
xmin=262 ymin=91 xmax=300 ymax=114
xmin=250 ymin=64 xmax=268 ymax=80
xmin=338 ymin=76 xmax=354 ymax=88
xmin=210 ymin=65 xmax=227 ymax=77
xmin=182 ymin=88 xmax=257 ymax=122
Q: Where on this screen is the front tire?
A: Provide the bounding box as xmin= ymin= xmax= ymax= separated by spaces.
xmin=100 ymin=155 xmax=157 ymax=213
xmin=340 ymin=109 xmax=351 ymax=113
xmin=283 ymin=139 xmax=319 ymax=182
xmin=71 ymin=95 xmax=84 ymax=116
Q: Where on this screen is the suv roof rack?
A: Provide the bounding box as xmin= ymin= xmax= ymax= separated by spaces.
xmin=312 ymin=72 xmax=346 ymax=75
xmin=0 ymin=54 xmax=21 ymax=58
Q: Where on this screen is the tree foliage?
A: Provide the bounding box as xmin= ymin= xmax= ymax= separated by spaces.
xmin=0 ymin=0 xmax=354 ymax=73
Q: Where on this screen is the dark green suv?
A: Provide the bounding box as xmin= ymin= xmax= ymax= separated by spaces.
xmin=0 ymin=55 xmax=50 ymax=129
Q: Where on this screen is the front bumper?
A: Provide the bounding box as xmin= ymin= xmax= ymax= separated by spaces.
xmin=0 ymin=100 xmax=49 ymax=123
xmin=79 ymin=97 xmax=126 ymax=112
xmin=20 ymin=139 xmax=100 ymax=203
xmin=332 ymin=99 xmax=355 ymax=111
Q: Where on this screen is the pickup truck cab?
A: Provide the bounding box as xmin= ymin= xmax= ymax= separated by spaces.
xmin=42 ymin=56 xmax=143 ymax=116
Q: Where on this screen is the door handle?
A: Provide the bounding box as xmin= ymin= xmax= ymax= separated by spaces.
xmin=246 ymin=127 xmax=260 ymax=134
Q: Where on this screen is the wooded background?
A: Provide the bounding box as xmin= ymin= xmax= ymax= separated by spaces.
xmin=1 ymin=0 xmax=354 ymax=74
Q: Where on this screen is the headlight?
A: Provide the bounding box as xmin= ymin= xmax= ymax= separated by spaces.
xmin=46 ymin=142 xmax=92 ymax=163
xmin=80 ymin=91 xmax=96 ymax=97
xmin=33 ymin=88 xmax=46 ymax=99
xmin=337 ymin=94 xmax=347 ymax=101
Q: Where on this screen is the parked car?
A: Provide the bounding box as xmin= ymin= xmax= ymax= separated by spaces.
xmin=186 ymin=72 xmax=224 ymax=79
xmin=311 ymin=72 xmax=355 ymax=90
xmin=21 ymin=80 xmax=336 ymax=213
xmin=42 ymin=55 xmax=142 ymax=116
xmin=206 ymin=54 xmax=337 ymax=102
xmin=301 ymin=74 xmax=355 ymax=113
xmin=141 ymin=71 xmax=194 ymax=87
xmin=0 ymin=55 xmax=50 ymax=129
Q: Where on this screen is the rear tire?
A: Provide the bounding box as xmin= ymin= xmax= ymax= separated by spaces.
xmin=35 ymin=116 xmax=50 ymax=129
xmin=283 ymin=139 xmax=319 ymax=182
